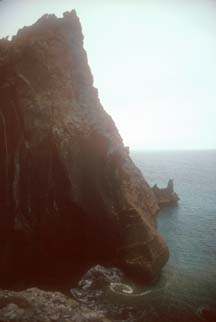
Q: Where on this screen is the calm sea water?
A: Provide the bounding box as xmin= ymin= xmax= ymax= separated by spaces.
xmin=71 ymin=150 xmax=216 ymax=322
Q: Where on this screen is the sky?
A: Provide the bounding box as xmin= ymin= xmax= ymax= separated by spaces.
xmin=0 ymin=0 xmax=216 ymax=150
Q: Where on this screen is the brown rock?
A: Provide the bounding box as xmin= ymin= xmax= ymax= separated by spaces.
xmin=152 ymin=179 xmax=179 ymax=208
xmin=0 ymin=288 xmax=110 ymax=322
xmin=0 ymin=10 xmax=168 ymax=287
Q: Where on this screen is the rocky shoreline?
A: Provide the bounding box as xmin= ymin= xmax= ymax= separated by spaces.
xmin=0 ymin=287 xmax=111 ymax=322
xmin=0 ymin=8 xmax=185 ymax=322
xmin=152 ymin=179 xmax=179 ymax=208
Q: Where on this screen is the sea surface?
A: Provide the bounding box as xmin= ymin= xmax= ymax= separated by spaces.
xmin=71 ymin=150 xmax=216 ymax=322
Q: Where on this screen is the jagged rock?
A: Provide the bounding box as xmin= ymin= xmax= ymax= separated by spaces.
xmin=0 ymin=287 xmax=111 ymax=322
xmin=0 ymin=10 xmax=168 ymax=287
xmin=152 ymin=179 xmax=179 ymax=208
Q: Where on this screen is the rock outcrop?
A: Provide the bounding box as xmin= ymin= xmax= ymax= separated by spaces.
xmin=0 ymin=288 xmax=111 ymax=322
xmin=0 ymin=10 xmax=168 ymax=287
xmin=152 ymin=179 xmax=179 ymax=208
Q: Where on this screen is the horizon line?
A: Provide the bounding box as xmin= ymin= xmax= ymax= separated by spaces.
xmin=130 ymin=148 xmax=216 ymax=152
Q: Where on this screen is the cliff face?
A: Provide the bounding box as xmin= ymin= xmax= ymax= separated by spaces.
xmin=0 ymin=11 xmax=168 ymax=287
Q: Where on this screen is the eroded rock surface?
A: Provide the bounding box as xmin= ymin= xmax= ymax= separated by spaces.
xmin=0 ymin=287 xmax=111 ymax=322
xmin=152 ymin=179 xmax=179 ymax=208
xmin=0 ymin=10 xmax=168 ymax=287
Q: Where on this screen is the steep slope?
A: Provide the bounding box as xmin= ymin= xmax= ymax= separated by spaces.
xmin=0 ymin=10 xmax=168 ymax=287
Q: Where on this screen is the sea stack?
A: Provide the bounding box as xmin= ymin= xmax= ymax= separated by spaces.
xmin=152 ymin=179 xmax=179 ymax=208
xmin=0 ymin=10 xmax=169 ymax=287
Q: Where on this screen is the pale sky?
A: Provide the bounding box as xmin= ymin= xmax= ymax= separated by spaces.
xmin=0 ymin=0 xmax=216 ymax=150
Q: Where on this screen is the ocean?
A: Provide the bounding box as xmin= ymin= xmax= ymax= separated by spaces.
xmin=71 ymin=150 xmax=216 ymax=322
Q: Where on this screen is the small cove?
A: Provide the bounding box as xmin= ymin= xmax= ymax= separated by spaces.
xmin=70 ymin=150 xmax=216 ymax=322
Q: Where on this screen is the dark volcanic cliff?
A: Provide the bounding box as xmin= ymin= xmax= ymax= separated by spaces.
xmin=0 ymin=11 xmax=169 ymax=287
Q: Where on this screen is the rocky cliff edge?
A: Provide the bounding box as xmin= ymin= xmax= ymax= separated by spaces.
xmin=0 ymin=10 xmax=169 ymax=287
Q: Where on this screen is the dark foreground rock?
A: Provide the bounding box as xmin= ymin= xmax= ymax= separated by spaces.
xmin=0 ymin=10 xmax=168 ymax=287
xmin=152 ymin=179 xmax=179 ymax=208
xmin=0 ymin=288 xmax=111 ymax=322
xmin=199 ymin=307 xmax=216 ymax=322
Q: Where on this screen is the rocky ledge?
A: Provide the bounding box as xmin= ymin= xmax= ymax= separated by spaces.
xmin=0 ymin=288 xmax=110 ymax=322
xmin=152 ymin=179 xmax=179 ymax=208
xmin=0 ymin=10 xmax=168 ymax=287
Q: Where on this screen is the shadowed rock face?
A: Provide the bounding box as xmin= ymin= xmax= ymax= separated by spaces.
xmin=0 ymin=10 xmax=169 ymax=288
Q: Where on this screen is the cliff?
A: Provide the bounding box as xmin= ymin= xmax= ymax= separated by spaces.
xmin=152 ymin=179 xmax=179 ymax=208
xmin=0 ymin=10 xmax=169 ymax=287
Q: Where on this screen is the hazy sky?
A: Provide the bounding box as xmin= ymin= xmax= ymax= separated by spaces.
xmin=0 ymin=0 xmax=216 ymax=150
